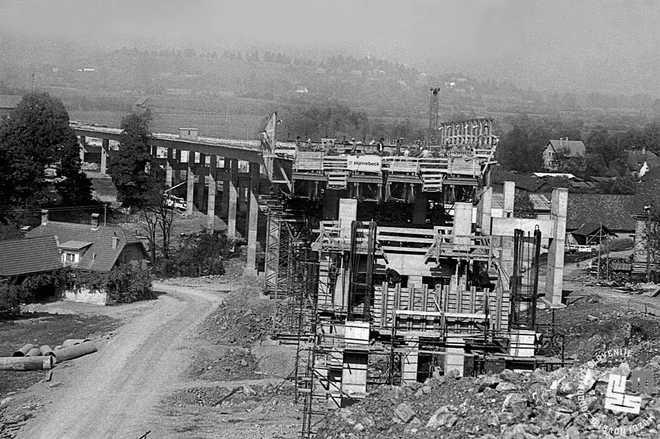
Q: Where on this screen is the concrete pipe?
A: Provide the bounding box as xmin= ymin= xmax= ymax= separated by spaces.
xmin=54 ymin=342 xmax=97 ymax=362
xmin=26 ymin=348 xmax=42 ymax=357
xmin=62 ymin=339 xmax=89 ymax=348
xmin=40 ymin=345 xmax=55 ymax=357
xmin=12 ymin=344 xmax=35 ymax=357
xmin=54 ymin=345 xmax=63 ymax=351
xmin=0 ymin=356 xmax=53 ymax=371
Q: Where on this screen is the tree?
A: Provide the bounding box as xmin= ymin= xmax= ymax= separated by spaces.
xmin=56 ymin=131 xmax=93 ymax=206
xmin=0 ymin=92 xmax=91 ymax=209
xmin=108 ymin=111 xmax=159 ymax=208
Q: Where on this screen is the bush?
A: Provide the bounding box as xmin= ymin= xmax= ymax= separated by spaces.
xmin=162 ymin=230 xmax=235 ymax=277
xmin=0 ymin=270 xmax=68 ymax=313
xmin=0 ymin=283 xmax=27 ymax=313
xmin=67 ymin=265 xmax=153 ymax=304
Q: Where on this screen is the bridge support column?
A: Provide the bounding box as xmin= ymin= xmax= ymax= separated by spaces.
xmin=245 ymin=162 xmax=260 ymax=275
xmin=165 ymin=148 xmax=174 ymax=187
xmin=174 ymin=150 xmax=182 ymax=186
xmin=221 ymin=159 xmax=229 ymax=217
xmin=79 ymin=136 xmax=86 ymax=162
xmin=207 ymin=156 xmax=217 ymax=231
xmin=186 ymin=159 xmax=195 ymax=215
xmin=196 ymin=154 xmax=207 ymax=212
xmin=545 ymin=187 xmax=568 ymax=307
xmin=227 ymin=159 xmax=238 ymax=239
xmin=100 ymin=138 xmax=109 ymax=175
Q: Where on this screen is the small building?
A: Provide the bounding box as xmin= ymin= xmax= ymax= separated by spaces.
xmin=542 ymin=139 xmax=586 ymax=171
xmin=566 ymin=194 xmax=641 ymax=241
xmin=0 ymin=236 xmax=62 ymax=279
xmin=26 ymin=211 xmax=150 ymax=304
xmin=626 ymin=147 xmax=660 ymax=177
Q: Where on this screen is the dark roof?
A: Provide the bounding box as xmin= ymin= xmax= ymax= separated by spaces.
xmin=27 ymin=221 xmax=147 ymax=272
xmin=572 ymin=222 xmax=614 ymax=237
xmin=626 ymin=149 xmax=660 ymax=172
xmin=0 ymin=95 xmax=22 ymax=109
xmin=491 ymin=168 xmax=544 ymax=192
xmin=492 ymin=193 xmax=551 ymax=211
xmin=567 ymin=194 xmax=643 ymax=232
xmin=0 ymin=236 xmax=61 ymax=276
xmin=547 ymin=140 xmax=586 ymax=157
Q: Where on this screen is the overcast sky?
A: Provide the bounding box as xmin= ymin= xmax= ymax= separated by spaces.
xmin=1 ymin=0 xmax=659 ymax=95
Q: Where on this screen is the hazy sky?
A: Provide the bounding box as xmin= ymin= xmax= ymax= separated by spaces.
xmin=1 ymin=0 xmax=659 ymax=95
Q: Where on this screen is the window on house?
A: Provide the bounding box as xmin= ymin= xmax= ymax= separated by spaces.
xmin=64 ymin=252 xmax=78 ymax=264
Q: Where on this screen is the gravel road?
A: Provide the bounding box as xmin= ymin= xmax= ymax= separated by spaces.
xmin=17 ymin=282 xmax=228 ymax=439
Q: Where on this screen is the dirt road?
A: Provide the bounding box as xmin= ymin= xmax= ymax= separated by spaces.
xmin=17 ymin=282 xmax=229 ymax=439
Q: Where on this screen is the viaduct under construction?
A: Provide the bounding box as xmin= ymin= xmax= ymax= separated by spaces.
xmin=73 ymin=100 xmax=571 ymax=438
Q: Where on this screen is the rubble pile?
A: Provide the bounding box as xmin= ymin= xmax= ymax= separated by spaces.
xmin=191 ymin=346 xmax=263 ymax=381
xmin=199 ymin=286 xmax=274 ymax=348
xmin=316 ymin=360 xmax=660 ymax=438
xmin=558 ymin=309 xmax=660 ymax=363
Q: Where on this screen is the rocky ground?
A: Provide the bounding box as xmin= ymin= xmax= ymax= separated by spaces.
xmin=316 ymin=360 xmax=660 ymax=439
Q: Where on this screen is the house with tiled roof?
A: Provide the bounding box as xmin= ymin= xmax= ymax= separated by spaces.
xmin=626 ymin=147 xmax=660 ymax=177
xmin=566 ymin=194 xmax=642 ymax=240
xmin=24 ymin=210 xmax=150 ymax=304
xmin=0 ymin=236 xmax=62 ymax=277
xmin=28 ymin=211 xmax=149 ymax=273
xmin=542 ymin=139 xmax=586 ymax=171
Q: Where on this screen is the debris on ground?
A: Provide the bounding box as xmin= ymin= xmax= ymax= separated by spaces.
xmin=315 ymin=359 xmax=660 ymax=438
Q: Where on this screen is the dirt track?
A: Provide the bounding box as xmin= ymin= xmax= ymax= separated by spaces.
xmin=17 ymin=282 xmax=229 ymax=439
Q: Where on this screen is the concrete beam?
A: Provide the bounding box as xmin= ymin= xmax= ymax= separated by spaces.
xmin=478 ymin=187 xmax=492 ymax=233
xmin=245 ymin=162 xmax=260 ymax=275
xmin=72 ymin=127 xmax=266 ymax=164
xmin=503 ymin=181 xmax=515 ymax=218
xmin=186 ymin=162 xmax=194 ymax=215
xmin=100 ymin=138 xmax=109 ymax=175
xmin=453 ymin=202 xmax=472 ymax=251
xmin=545 ymin=187 xmax=568 ymax=307
xmin=227 ymin=159 xmax=238 ymax=239
xmin=207 ymin=156 xmax=217 ymax=231
xmin=165 ymin=148 xmax=174 ymax=187
xmin=196 ymin=154 xmax=207 ymax=211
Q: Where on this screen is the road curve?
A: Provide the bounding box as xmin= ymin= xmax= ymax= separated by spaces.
xmin=18 ymin=283 xmax=225 ymax=439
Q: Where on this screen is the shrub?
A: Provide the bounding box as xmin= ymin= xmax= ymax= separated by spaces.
xmin=67 ymin=265 xmax=153 ymax=304
xmin=164 ymin=230 xmax=235 ymax=277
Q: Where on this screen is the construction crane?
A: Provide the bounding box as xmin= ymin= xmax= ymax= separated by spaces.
xmin=428 ymin=87 xmax=440 ymax=146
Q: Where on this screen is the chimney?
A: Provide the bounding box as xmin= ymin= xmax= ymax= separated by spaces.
xmin=112 ymin=232 xmax=119 ymax=249
xmin=41 ymin=209 xmax=49 ymax=225
xmin=91 ymin=213 xmax=100 ymax=230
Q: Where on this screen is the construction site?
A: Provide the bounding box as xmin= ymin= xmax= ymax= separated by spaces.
xmin=259 ymin=89 xmax=573 ymax=438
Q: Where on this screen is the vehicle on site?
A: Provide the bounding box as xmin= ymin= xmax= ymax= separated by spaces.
xmin=163 ymin=181 xmax=188 ymax=211
xmin=164 ymin=194 xmax=187 ymax=211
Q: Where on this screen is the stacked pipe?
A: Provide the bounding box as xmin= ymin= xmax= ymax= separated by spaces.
xmin=1 ymin=339 xmax=97 ymax=371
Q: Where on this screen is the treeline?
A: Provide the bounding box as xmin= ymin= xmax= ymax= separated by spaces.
xmin=499 ymin=114 xmax=660 ymax=192
xmin=278 ymin=104 xmax=426 ymax=142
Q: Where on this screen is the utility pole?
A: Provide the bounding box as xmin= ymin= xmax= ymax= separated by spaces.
xmin=645 ymin=205 xmax=652 ymax=282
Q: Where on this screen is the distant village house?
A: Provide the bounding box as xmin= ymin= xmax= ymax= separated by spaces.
xmin=542 ymin=139 xmax=586 ymax=171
